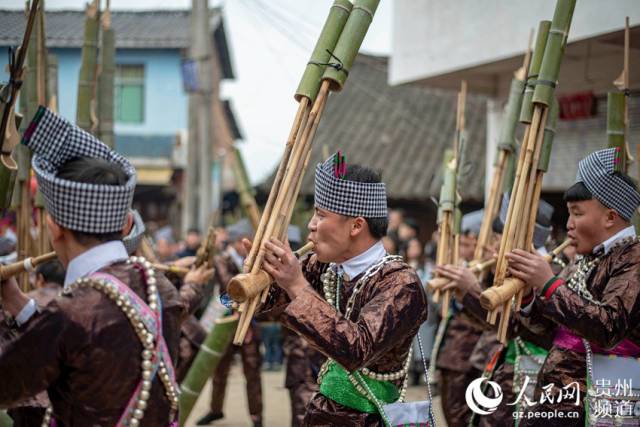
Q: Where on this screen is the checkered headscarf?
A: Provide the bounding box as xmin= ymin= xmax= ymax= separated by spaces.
xmin=314 ymin=152 xmax=387 ymax=218
xmin=575 ymin=148 xmax=640 ymax=221
xmin=122 ymin=209 xmax=145 ymax=255
xmin=23 ymin=107 xmax=136 ymax=233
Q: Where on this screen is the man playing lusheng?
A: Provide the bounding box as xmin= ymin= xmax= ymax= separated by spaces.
xmin=506 ymin=148 xmax=640 ymax=426
xmin=0 ymin=107 xmax=210 ymax=426
xmin=254 ymin=153 xmax=428 ymax=426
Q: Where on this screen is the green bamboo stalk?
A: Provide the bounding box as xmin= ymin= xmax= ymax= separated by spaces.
xmin=76 ymin=0 xmax=100 ymax=133
xmin=537 ymin=98 xmax=559 ymax=172
xmin=519 ymin=21 xmax=551 ymax=124
xmin=322 ymin=0 xmax=380 ymax=91
xmin=532 ymin=0 xmax=577 ymax=107
xmin=97 ymin=7 xmax=115 ymax=147
xmin=295 ymin=0 xmax=352 ymax=103
xmin=179 ymin=315 xmax=239 ymax=424
xmin=607 ymin=91 xmax=626 ymax=172
xmin=499 ymin=77 xmax=526 ymax=193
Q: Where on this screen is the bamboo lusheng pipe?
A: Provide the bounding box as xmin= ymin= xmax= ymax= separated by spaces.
xmin=433 ymin=81 xmax=466 ymax=318
xmin=611 ymin=17 xmax=632 ymax=166
xmin=33 ymin=1 xmax=50 ymax=257
xmin=235 ymin=81 xmax=330 ymax=343
xmin=488 ymin=0 xmax=576 ymax=344
xmin=473 ymin=35 xmax=532 ymax=264
xmin=233 ymin=0 xmax=379 ymax=345
xmin=0 ymin=251 xmax=57 ymax=281
xmin=0 ymin=0 xmax=40 ymax=209
xmin=231 ymin=147 xmax=261 ymax=231
xmin=480 ymin=239 xmax=571 ymax=311
xmin=76 ymin=0 xmax=100 ymax=133
xmin=179 ymin=314 xmax=239 ymax=424
xmin=97 ymin=3 xmax=115 ymax=148
xmin=195 ymin=226 xmax=217 ymax=268
xmin=227 ymin=241 xmax=314 ymax=303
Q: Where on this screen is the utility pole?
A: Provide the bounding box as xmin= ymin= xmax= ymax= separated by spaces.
xmin=185 ymin=0 xmax=213 ymax=232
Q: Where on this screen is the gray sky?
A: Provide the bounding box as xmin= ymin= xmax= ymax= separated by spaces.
xmin=4 ymin=0 xmax=392 ymax=183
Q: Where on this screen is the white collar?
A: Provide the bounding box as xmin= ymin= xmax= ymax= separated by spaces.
xmin=335 ymin=240 xmax=386 ymax=281
xmin=593 ymin=225 xmax=636 ymax=255
xmin=64 ymin=240 xmax=129 ymax=289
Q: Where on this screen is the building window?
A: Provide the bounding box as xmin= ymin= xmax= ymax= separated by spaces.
xmin=115 ymin=65 xmax=144 ymax=123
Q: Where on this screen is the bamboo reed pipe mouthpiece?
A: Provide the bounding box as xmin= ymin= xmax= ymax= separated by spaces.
xmin=427 ymin=277 xmax=449 ymax=293
xmin=295 ymin=241 xmax=315 ymax=258
xmin=228 ymin=270 xmax=273 ymax=303
xmin=480 ymin=277 xmax=526 ymax=311
xmin=0 ymin=251 xmax=57 ymax=280
xmin=545 ymin=239 xmax=571 ymax=261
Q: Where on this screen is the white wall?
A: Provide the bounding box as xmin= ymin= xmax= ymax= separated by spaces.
xmin=391 ymin=0 xmax=640 ymax=86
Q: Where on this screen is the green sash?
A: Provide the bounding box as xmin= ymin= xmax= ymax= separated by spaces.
xmin=319 ymin=360 xmax=399 ymax=413
xmin=505 ymin=339 xmax=547 ymax=365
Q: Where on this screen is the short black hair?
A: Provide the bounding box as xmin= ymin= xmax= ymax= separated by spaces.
xmin=57 ymin=157 xmax=128 ymax=245
xmin=186 ymin=227 xmax=201 ymax=235
xmin=342 ymin=164 xmax=388 ymax=239
xmin=563 ymin=181 xmax=592 ymax=203
xmin=35 ymin=260 xmax=66 ymax=286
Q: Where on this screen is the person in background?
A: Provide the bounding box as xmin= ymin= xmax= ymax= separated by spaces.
xmin=387 ymin=209 xmax=404 ymax=249
xmin=176 ymin=228 xmax=202 ymax=258
xmin=381 ymin=235 xmax=397 ymax=255
xmin=197 ymin=219 xmax=263 ymax=427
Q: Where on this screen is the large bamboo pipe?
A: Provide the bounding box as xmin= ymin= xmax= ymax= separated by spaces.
xmin=228 ymin=242 xmax=314 ymax=303
xmin=480 ymin=239 xmax=571 ymax=311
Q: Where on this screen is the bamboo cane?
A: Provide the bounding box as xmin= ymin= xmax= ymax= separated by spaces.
xmin=486 ymin=0 xmax=576 ymax=343
xmin=233 ymin=0 xmax=379 ymax=345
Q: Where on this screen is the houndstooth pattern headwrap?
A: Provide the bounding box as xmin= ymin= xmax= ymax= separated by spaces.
xmin=23 ymin=107 xmax=136 ymax=233
xmin=314 ymin=152 xmax=387 ymax=218
xmin=122 ymin=209 xmax=145 ymax=255
xmin=576 ymin=148 xmax=640 ymax=221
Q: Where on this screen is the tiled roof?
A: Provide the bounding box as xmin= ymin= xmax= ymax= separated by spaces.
xmin=543 ymin=94 xmax=640 ymax=191
xmin=0 ymin=9 xmax=234 ymax=78
xmin=293 ymin=54 xmax=488 ymax=202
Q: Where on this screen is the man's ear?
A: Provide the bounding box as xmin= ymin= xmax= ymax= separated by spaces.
xmin=350 ymin=217 xmax=367 ymax=237
xmin=604 ymin=208 xmax=622 ymax=229
xmin=46 ymin=213 xmax=64 ymax=242
xmin=122 ymin=212 xmax=134 ymax=237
